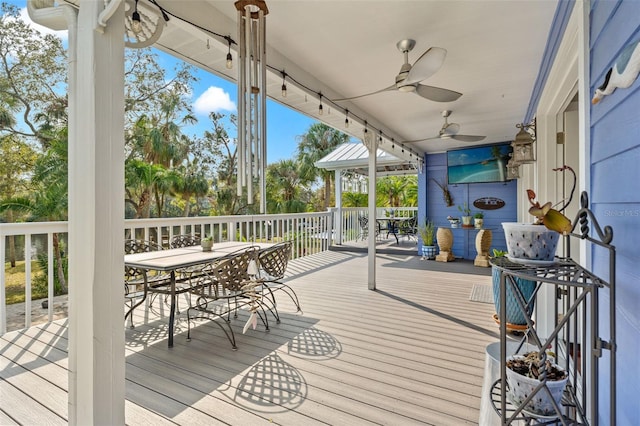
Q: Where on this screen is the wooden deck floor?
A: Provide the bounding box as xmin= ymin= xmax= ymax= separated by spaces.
xmin=0 ymin=251 xmax=499 ymax=425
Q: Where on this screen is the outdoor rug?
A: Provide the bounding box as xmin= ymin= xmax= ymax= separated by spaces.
xmin=469 ymin=284 xmax=493 ymax=304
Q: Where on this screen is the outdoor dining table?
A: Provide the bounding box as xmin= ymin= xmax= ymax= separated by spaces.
xmin=124 ymin=241 xmax=273 ymax=347
xmin=375 ymin=216 xmax=412 ymax=244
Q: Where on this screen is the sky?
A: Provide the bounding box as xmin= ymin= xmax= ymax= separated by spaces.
xmin=11 ymin=0 xmax=319 ymax=163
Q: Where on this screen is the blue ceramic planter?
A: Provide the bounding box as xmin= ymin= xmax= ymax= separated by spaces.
xmin=492 ymin=266 xmax=536 ymax=325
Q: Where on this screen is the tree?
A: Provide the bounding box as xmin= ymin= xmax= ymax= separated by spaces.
xmin=0 ymin=133 xmax=69 ymax=292
xmin=342 ymin=192 xmax=368 ymax=207
xmin=296 ymin=123 xmax=349 ymax=210
xmin=377 ymin=176 xmax=408 ymax=207
xmin=265 ymin=159 xmax=310 ymax=213
xmin=0 ymin=134 xmax=37 ymax=266
xmin=0 ymin=4 xmax=67 ymax=148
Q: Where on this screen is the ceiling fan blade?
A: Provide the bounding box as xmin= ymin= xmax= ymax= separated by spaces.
xmin=333 ymin=84 xmax=396 ymax=102
xmin=445 ymin=123 xmax=461 ymax=134
xmin=415 ymin=84 xmax=462 ymax=103
xmin=403 ymin=47 xmax=447 ymax=85
xmin=401 ymin=136 xmax=440 ymax=143
xmin=451 ymin=134 xmax=486 ymax=142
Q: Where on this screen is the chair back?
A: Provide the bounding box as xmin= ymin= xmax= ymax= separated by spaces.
xmin=258 ymin=241 xmax=292 ymax=281
xmin=124 ymin=239 xmax=162 ymax=281
xmin=170 ymin=234 xmax=201 ymax=248
xmin=358 ymin=215 xmax=368 ymax=229
xmin=211 ymin=247 xmax=259 ymax=292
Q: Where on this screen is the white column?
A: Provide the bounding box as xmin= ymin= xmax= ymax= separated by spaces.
xmin=68 ymin=1 xmax=125 ymax=424
xmin=335 ymin=169 xmax=343 ymax=245
xmin=364 ymin=133 xmax=377 ymax=290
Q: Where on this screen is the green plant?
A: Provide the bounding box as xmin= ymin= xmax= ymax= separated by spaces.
xmin=458 ymin=202 xmax=471 ymax=216
xmin=474 ymin=211 xmax=484 ymax=219
xmin=418 ymin=218 xmax=435 ymax=245
xmin=527 ymin=165 xmax=576 ymax=234
xmin=491 ymin=248 xmax=507 ymax=258
xmin=202 ymin=235 xmax=213 ymax=242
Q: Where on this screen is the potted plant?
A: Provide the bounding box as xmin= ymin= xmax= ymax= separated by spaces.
xmin=502 ymin=165 xmax=576 ymax=264
xmin=473 ymin=211 xmax=484 ymax=229
xmin=490 ymin=249 xmax=536 ymax=327
xmin=458 ymin=202 xmax=473 ymax=228
xmin=418 ymin=218 xmax=436 ymax=260
xmin=447 ymin=215 xmax=460 ymax=228
xmin=506 ymin=351 xmax=568 ymax=417
xmin=201 ymin=235 xmax=213 ymax=252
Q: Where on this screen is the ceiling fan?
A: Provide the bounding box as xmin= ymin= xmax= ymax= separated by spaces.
xmin=404 ymin=110 xmax=486 ymax=143
xmin=334 ymin=39 xmax=462 ymax=103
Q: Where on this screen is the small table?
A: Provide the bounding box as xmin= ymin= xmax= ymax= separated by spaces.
xmin=124 ymin=241 xmax=272 ymax=347
xmin=375 ymin=216 xmax=411 ymax=244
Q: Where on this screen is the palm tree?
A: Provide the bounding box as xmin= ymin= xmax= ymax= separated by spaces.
xmin=296 ymin=123 xmax=349 ymax=210
xmin=266 ymin=159 xmax=309 ymax=213
xmin=377 ymin=176 xmax=408 ymax=207
xmin=172 ymin=169 xmax=210 ymax=216
xmin=0 ymin=135 xmax=69 ymax=292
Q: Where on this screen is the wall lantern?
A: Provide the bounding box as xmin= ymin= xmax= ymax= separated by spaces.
xmin=506 ymin=156 xmax=521 ymax=180
xmin=511 ymin=119 xmax=536 ymax=164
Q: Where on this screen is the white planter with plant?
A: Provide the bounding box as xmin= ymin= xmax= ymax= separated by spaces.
xmin=503 ymin=165 xmax=575 ymax=264
xmin=474 ymin=211 xmax=484 ymax=229
xmin=419 ymin=218 xmax=436 ymax=260
xmin=506 ymin=351 xmax=568 ymax=417
xmin=458 ymin=202 xmax=473 ymax=228
xmin=201 ymin=235 xmax=213 ymax=252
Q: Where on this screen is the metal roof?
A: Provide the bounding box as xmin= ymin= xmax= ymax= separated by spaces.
xmin=314 ymin=143 xmax=419 ymax=177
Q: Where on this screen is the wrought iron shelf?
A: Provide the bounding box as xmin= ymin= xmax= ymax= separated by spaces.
xmin=488 ymin=192 xmax=616 ymax=426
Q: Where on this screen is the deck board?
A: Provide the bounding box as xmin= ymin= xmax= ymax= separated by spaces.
xmin=0 ymin=251 xmax=497 ymax=425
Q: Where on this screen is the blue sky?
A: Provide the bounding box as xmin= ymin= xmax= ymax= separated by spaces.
xmin=12 ymin=1 xmax=318 ymax=163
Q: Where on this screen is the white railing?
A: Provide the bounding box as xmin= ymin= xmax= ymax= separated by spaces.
xmin=331 ymin=207 xmax=418 ymax=244
xmin=1 ymin=211 xmax=333 ymax=334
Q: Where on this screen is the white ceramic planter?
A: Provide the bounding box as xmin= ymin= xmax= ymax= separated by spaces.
xmin=502 ymin=223 xmax=560 ymax=263
xmin=506 ymin=355 xmax=568 ymax=417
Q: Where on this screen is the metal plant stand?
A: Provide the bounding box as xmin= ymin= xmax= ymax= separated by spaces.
xmin=489 ymin=192 xmax=616 ymax=425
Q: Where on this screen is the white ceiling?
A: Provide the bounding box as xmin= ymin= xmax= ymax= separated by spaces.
xmin=149 ymin=0 xmax=558 ymax=158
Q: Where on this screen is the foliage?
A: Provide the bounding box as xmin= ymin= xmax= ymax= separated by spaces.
xmin=458 ymin=202 xmax=471 ymax=216
xmin=377 ymin=176 xmax=410 ymax=207
xmin=491 ymin=248 xmax=507 ymax=258
xmin=527 ymin=165 xmax=576 ymax=234
xmin=266 ymin=159 xmax=311 ymax=213
xmin=418 ymin=218 xmax=435 ymax=245
xmin=296 ymin=123 xmax=349 ymax=209
xmin=0 ymin=4 xmax=67 ymax=148
xmin=342 ymin=192 xmax=368 ymax=207
xmin=3 ymin=260 xmax=44 ymax=304
xmin=33 ymin=251 xmax=68 ymax=297
xmin=474 ymin=211 xmax=484 ymax=219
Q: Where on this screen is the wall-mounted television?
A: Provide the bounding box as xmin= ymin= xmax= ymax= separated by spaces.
xmin=446 ymin=143 xmax=513 ymax=184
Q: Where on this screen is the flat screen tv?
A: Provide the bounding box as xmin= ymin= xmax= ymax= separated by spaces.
xmin=446 ymin=143 xmax=513 ymax=184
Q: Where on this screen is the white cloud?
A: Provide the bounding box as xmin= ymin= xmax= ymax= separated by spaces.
xmin=18 ymin=7 xmax=69 ymax=41
xmin=193 ymin=86 xmax=236 ymax=115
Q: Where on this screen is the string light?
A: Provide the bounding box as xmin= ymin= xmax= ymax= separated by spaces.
xmin=318 ymin=94 xmax=323 ymax=115
xmin=131 ymin=0 xmax=142 ymax=34
xmin=281 ymin=71 xmax=287 ymax=97
xmin=344 ymin=110 xmax=349 ymax=128
xmin=225 ymin=38 xmax=233 ymax=69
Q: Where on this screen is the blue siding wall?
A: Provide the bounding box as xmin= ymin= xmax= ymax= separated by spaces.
xmin=425 ymin=152 xmax=517 ymax=259
xmin=590 ymin=0 xmax=640 ymax=422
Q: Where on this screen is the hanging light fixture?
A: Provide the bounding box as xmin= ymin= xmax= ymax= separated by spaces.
xmin=318 ymin=94 xmax=323 ymax=115
xmin=225 ymin=38 xmax=233 ymax=69
xmin=131 ymin=0 xmax=142 ymax=34
xmin=506 ymin=155 xmax=521 ymax=179
xmin=511 ymin=119 xmax=536 ymax=163
xmin=236 ymin=0 xmax=268 ymax=213
xmin=344 ymin=109 xmax=349 ymax=128
xmin=281 ymin=71 xmax=287 ymax=97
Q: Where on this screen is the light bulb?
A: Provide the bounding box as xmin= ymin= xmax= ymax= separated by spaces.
xmin=281 ymin=83 xmax=287 ymax=97
xmin=226 ymin=52 xmax=233 ymax=69
xmin=131 ymin=11 xmax=142 ymax=34
xmin=318 ymin=104 xmax=323 ymax=115
xmin=345 ymin=118 xmax=349 ymax=128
